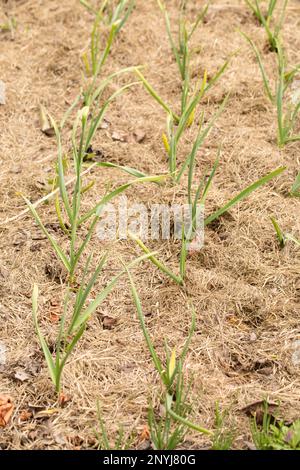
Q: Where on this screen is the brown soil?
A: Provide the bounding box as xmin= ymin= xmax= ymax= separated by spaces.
xmin=1 ymin=0 xmax=300 ymax=450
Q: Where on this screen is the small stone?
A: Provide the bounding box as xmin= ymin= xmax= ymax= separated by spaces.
xmin=249 ymin=332 xmax=257 ymax=342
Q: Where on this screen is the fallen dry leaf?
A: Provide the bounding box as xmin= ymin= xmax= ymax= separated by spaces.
xmin=25 ymin=359 xmax=42 ymax=377
xmin=48 ymin=299 xmax=61 ymax=323
xmin=102 ymin=316 xmax=118 ymax=330
xmin=39 ymin=104 xmax=55 ymax=137
xmin=111 ymin=131 xmax=127 ymax=142
xmin=100 ymin=118 xmax=110 ymax=129
xmin=19 ymin=409 xmax=33 ymax=422
xmin=46 ymin=298 xmax=62 ymax=323
xmin=241 ymin=400 xmax=279 ymax=425
xmin=139 ymin=424 xmax=150 ymax=442
xmin=10 ymin=166 xmax=22 ymax=174
xmin=58 ymin=392 xmax=72 ymax=408
xmin=133 ymin=130 xmax=146 ymax=143
xmin=0 ymin=395 xmax=14 ymax=427
xmin=50 ymin=312 xmax=60 ymax=323
xmin=14 ymin=368 xmax=30 ymax=382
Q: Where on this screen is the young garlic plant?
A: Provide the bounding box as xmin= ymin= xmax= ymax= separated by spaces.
xmin=241 ymin=32 xmax=300 ymax=147
xmin=135 ymin=1 xmax=230 ymax=182
xmin=80 ymin=0 xmax=136 ymax=105
xmin=211 ymin=403 xmax=235 ymax=450
xmin=135 ymin=69 xmax=229 ymax=183
xmin=81 ymin=0 xmax=135 ymax=30
xmin=31 ymin=252 xmax=152 ymax=393
xmin=244 ymin=0 xmax=288 ymax=52
xmin=133 ymin=12 xmax=287 ymax=284
xmin=250 ymin=401 xmax=300 ymax=450
xmin=24 ymin=93 xmax=164 ymax=392
xmin=95 ymin=401 xmax=135 ymax=449
xmin=291 ymin=170 xmax=300 ymax=197
xmin=271 ymin=217 xmax=300 ymax=248
xmin=157 ymin=0 xmax=210 ymax=108
xmin=127 ymin=269 xmax=212 ymax=449
xmin=22 ymin=0 xmax=168 ymax=392
xmin=25 ymin=101 xmax=163 ymax=280
xmin=129 ymin=141 xmax=285 ymax=285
